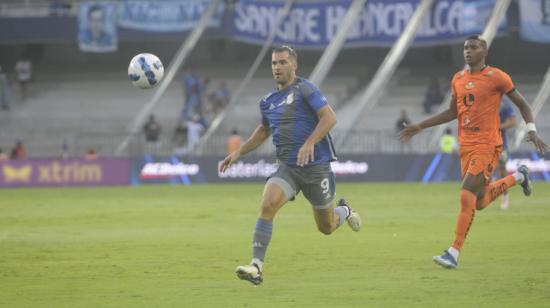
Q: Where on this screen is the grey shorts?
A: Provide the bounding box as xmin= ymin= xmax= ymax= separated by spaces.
xmin=267 ymin=162 xmax=335 ymax=209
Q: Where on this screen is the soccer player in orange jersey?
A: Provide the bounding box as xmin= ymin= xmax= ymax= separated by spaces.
xmin=399 ymin=35 xmax=548 ymax=269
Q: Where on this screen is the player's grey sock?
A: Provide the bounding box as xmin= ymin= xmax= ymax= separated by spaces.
xmin=334 ymin=206 xmax=349 ymax=227
xmin=252 ymin=218 xmax=272 ymax=262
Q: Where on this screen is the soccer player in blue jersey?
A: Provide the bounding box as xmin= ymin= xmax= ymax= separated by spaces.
xmin=219 ymin=45 xmax=361 ymax=285
xmin=497 ymin=97 xmax=517 ymax=209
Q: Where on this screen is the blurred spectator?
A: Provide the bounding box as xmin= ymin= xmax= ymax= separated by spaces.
xmin=143 ymin=114 xmax=162 ymax=155
xmin=172 ymin=119 xmax=188 ymax=146
xmin=0 ymin=65 xmax=10 ymax=110
xmin=227 ymin=129 xmax=242 ymax=155
xmin=181 ymin=72 xmax=209 ymax=121
xmin=84 ymin=148 xmax=98 ymax=160
xmin=423 ymin=76 xmax=443 ymax=114
xmin=439 ymin=128 xmax=457 ymax=154
xmin=395 ymin=109 xmax=411 ymax=132
xmin=10 ymin=140 xmax=26 ymax=160
xmin=0 ymin=148 xmax=8 ymax=161
xmin=15 ymin=58 xmax=32 ymax=102
xmin=187 ymin=114 xmax=205 ymax=151
xmin=208 ymin=81 xmax=230 ymax=113
xmin=60 ymin=139 xmax=69 ymax=159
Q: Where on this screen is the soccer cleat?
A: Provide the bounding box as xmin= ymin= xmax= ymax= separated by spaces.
xmin=518 ymin=165 xmax=532 ymax=196
xmin=337 ymin=198 xmax=361 ymax=232
xmin=235 ymin=263 xmax=263 ymax=285
xmin=433 ymin=250 xmax=458 ymax=269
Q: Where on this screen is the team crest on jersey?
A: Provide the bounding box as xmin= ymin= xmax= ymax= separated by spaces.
xmin=284 ymin=92 xmax=295 ymax=105
xmin=276 ymin=92 xmax=295 ymax=107
xmin=465 ymin=81 xmax=475 ymax=89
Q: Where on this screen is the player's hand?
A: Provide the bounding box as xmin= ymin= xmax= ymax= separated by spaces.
xmin=527 ymin=131 xmax=549 ymax=155
xmin=398 ymin=124 xmax=422 ymax=141
xmin=297 ymin=142 xmax=315 ymax=167
xmin=219 ymin=150 xmax=241 ymax=173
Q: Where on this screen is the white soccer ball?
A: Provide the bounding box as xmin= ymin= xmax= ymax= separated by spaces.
xmin=128 ymin=53 xmax=164 ymax=89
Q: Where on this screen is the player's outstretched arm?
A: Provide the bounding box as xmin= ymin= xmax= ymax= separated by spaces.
xmin=219 ymin=124 xmax=271 ymax=173
xmin=398 ymin=96 xmax=457 ymax=141
xmin=507 ymin=90 xmax=549 ymax=155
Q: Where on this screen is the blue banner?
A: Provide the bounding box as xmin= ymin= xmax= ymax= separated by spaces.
xmin=118 ymin=0 xmax=223 ymax=32
xmin=78 ymin=2 xmax=118 ymax=53
xmin=519 ymin=0 xmax=550 ymax=43
xmin=231 ymin=0 xmax=506 ymax=48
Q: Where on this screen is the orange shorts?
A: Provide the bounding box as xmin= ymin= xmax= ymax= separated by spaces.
xmin=459 ymin=145 xmax=502 ymax=181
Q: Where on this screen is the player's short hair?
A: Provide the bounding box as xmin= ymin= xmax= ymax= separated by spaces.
xmin=272 ymin=45 xmax=298 ymax=63
xmin=88 ymin=4 xmax=105 ymax=18
xmin=465 ymin=35 xmax=487 ymax=49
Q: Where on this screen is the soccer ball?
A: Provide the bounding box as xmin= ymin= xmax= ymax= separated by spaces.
xmin=128 ymin=53 xmax=164 ymax=89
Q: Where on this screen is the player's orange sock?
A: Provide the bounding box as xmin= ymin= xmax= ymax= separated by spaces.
xmin=452 ymin=189 xmax=477 ymax=250
xmin=476 ymin=175 xmax=516 ymax=210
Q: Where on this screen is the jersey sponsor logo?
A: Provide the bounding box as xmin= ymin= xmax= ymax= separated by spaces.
xmin=463 ymin=93 xmax=475 ymax=107
xmin=465 ymin=81 xmax=475 ymax=89
xmin=462 ymin=126 xmax=480 ymax=132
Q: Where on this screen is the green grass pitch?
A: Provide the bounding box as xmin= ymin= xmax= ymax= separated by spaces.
xmin=1 ymin=182 xmax=549 ymax=307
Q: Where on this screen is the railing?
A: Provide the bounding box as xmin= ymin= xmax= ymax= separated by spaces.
xmin=5 ymin=126 xmax=547 ymax=158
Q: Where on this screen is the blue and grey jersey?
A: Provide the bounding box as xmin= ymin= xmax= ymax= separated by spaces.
xmin=260 ymin=77 xmax=337 ymax=166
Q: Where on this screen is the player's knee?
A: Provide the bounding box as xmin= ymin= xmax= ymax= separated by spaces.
xmin=260 ymin=199 xmax=279 ymax=218
xmin=317 ymin=223 xmax=334 ymax=235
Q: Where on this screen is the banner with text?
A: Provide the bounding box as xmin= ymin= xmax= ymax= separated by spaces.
xmin=0 ymin=158 xmax=130 ymax=188
xmin=519 ymin=0 xmax=550 ymax=43
xmin=231 ymin=0 xmax=506 ymax=48
xmin=117 ymin=0 xmax=224 ymax=32
xmin=130 ymin=152 xmax=550 ymax=185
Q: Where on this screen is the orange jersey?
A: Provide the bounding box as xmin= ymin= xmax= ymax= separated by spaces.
xmin=451 ymin=66 xmax=515 ymax=147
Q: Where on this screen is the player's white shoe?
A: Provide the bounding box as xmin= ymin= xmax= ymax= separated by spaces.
xmin=338 ymin=199 xmax=361 ymax=232
xmin=235 ymin=263 xmax=263 ymax=285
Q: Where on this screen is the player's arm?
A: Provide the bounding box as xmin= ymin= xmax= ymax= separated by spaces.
xmin=507 ymin=90 xmax=549 ymax=154
xmin=398 ymin=96 xmax=457 ymax=141
xmin=219 ymin=124 xmax=271 ymax=173
xmin=297 ymin=105 xmax=336 ymax=167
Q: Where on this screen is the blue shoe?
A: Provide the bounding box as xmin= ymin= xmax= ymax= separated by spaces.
xmin=433 ymin=250 xmax=458 ymax=269
xmin=518 ymin=165 xmax=532 ymax=196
